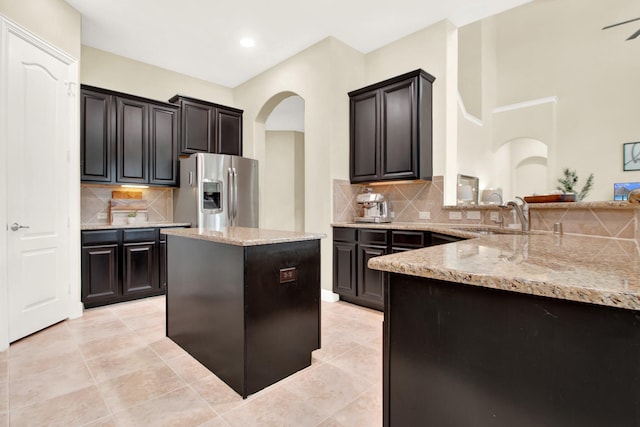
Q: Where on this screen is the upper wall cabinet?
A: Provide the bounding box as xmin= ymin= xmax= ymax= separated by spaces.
xmin=348 ymin=69 xmax=435 ymax=183
xmin=81 ymin=88 xmax=115 ymax=183
xmin=81 ymin=85 xmax=179 ymax=187
xmin=169 ymin=95 xmax=243 ymax=156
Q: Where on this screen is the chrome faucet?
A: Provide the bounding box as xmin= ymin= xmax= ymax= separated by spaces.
xmin=505 ymin=196 xmax=530 ymax=232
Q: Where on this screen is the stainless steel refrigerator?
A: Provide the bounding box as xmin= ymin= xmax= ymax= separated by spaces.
xmin=174 ymin=153 xmax=259 ymax=228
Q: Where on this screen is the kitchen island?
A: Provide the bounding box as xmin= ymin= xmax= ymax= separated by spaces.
xmin=369 ymin=232 xmax=640 ymax=427
xmin=161 ymin=226 xmax=325 ymax=398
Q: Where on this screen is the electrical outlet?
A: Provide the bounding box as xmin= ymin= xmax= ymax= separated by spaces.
xmin=466 ymin=211 xmax=481 ymax=220
xmin=419 ymin=211 xmax=430 ymax=220
xmin=390 ymin=211 xmax=395 ymax=218
xmin=449 ymin=211 xmax=462 ymax=220
xmin=490 ymin=212 xmax=500 ymax=222
xmin=97 ymin=213 xmax=107 ymax=220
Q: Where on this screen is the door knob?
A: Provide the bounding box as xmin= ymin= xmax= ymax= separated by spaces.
xmin=10 ymin=222 xmax=29 ymax=231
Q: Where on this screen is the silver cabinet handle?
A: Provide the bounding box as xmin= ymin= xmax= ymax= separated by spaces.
xmin=10 ymin=222 xmax=29 ymax=231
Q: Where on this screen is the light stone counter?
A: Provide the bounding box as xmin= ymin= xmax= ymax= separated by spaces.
xmin=161 ymin=226 xmax=326 ymax=246
xmin=368 ymin=232 xmax=640 ymax=311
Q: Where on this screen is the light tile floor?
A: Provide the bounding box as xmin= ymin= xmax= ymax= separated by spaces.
xmin=0 ymin=296 xmax=383 ymax=426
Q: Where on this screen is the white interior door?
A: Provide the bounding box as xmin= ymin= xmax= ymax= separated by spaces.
xmin=5 ymin=28 xmax=73 ymax=342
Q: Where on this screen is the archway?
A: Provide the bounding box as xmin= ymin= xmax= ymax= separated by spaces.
xmin=256 ymin=93 xmax=305 ymax=231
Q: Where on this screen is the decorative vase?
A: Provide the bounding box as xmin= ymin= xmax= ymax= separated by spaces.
xmin=127 ymin=217 xmax=135 ymax=224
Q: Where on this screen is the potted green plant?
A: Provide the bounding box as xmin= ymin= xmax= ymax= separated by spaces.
xmin=127 ymin=210 xmax=137 ymax=224
xmin=556 ymin=168 xmax=594 ymax=201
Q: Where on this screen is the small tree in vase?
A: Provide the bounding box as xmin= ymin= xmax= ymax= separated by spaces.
xmin=556 ymin=168 xmax=594 ymax=201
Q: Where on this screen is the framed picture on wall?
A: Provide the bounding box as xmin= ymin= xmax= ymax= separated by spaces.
xmin=623 ymin=142 xmax=640 ymax=171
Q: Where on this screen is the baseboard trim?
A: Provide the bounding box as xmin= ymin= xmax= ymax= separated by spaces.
xmin=321 ymin=289 xmax=340 ymax=303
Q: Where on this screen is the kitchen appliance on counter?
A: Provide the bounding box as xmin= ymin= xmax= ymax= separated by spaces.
xmin=354 ymin=188 xmax=391 ymax=223
xmin=174 ymin=153 xmax=258 ymax=228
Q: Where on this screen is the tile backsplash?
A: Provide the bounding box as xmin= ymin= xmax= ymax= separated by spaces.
xmin=81 ymin=185 xmax=173 ymax=224
xmin=333 ymin=178 xmax=640 ymax=244
xmin=334 ymin=177 xmax=449 ymax=223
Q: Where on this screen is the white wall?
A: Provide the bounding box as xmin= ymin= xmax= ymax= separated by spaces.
xmin=0 ymin=0 xmax=80 ymax=59
xmin=457 ymin=0 xmax=640 ymax=201
xmin=234 ymin=37 xmax=365 ymax=292
xmin=264 ymin=131 xmax=305 ymax=232
xmin=365 ymin=20 xmax=459 ymax=204
xmin=81 ymin=46 xmax=234 ymax=106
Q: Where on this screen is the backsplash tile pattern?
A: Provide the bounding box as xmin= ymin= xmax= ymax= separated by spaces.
xmin=530 ymin=207 xmax=637 ymax=240
xmin=333 ymin=179 xmax=640 ymax=246
xmin=81 ymin=185 xmax=173 ymax=224
xmin=334 ymin=177 xmax=453 ymax=224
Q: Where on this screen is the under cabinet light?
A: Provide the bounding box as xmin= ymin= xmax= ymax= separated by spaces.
xmin=121 ymin=184 xmax=149 ymax=189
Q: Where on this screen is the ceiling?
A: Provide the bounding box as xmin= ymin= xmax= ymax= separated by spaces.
xmin=64 ymin=0 xmax=531 ymax=88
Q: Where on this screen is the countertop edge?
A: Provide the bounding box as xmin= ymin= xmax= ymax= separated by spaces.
xmin=367 ymin=235 xmax=640 ymax=311
xmin=81 ymin=222 xmax=191 ymax=230
xmin=161 ymin=227 xmax=327 ymax=246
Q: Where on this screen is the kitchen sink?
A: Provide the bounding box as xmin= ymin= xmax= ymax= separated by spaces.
xmin=450 ymin=226 xmax=526 ymax=235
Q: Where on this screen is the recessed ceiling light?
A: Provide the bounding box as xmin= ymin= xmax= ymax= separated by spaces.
xmin=240 ymin=37 xmax=255 ymax=48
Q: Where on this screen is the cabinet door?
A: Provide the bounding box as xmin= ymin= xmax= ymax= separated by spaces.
xmin=149 ymin=103 xmax=178 ymax=186
xmin=122 ymin=242 xmax=157 ymax=295
xmin=380 ymin=77 xmax=418 ymax=180
xmin=333 ymin=241 xmax=357 ymax=296
xmin=81 ymin=244 xmax=119 ymax=303
xmin=357 ymin=244 xmax=386 ymax=309
xmin=216 ymin=108 xmax=243 ymax=156
xmin=181 ymin=100 xmax=214 ymax=154
xmin=350 ymin=90 xmax=379 ymax=183
xmin=116 ymin=97 xmax=148 ymax=183
xmin=81 ymin=89 xmax=114 ymax=182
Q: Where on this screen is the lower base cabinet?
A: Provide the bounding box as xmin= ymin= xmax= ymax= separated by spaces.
xmin=81 ymin=226 xmax=181 ymax=308
xmin=333 ymin=227 xmax=464 ymax=310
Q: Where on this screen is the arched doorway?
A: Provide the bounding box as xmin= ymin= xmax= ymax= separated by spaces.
xmin=258 ymin=94 xmax=305 ymax=231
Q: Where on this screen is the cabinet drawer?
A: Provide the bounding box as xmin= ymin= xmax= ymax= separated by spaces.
xmin=391 ymin=231 xmax=426 ymax=248
xmin=359 ymin=229 xmax=388 ymax=245
xmin=333 ymin=227 xmax=357 ymax=242
xmin=123 ymin=228 xmax=157 ymax=243
xmin=82 ymin=229 xmax=119 ymax=245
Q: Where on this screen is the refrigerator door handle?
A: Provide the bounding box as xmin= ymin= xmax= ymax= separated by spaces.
xmin=232 ymin=167 xmax=238 ymax=225
xmin=227 ymin=168 xmax=234 ymax=225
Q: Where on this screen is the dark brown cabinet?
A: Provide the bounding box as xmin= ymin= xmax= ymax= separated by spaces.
xmin=149 ymin=104 xmax=179 ymax=185
xmin=357 ymin=230 xmax=388 ymax=309
xmin=333 ymin=228 xmax=387 ymax=310
xmin=216 ymin=108 xmax=243 ymax=155
xmin=81 ymin=89 xmax=114 ymax=183
xmin=349 ymin=69 xmax=435 ymax=183
xmin=81 ymin=85 xmax=179 ymax=186
xmin=169 ymin=95 xmax=243 ymax=156
xmin=81 ymin=227 xmax=182 ymax=308
xmin=333 ymin=227 xmax=464 ymax=310
xmin=333 ymin=228 xmax=357 ymax=298
xmin=116 ymin=97 xmax=149 ymax=184
xmin=81 ymin=230 xmax=120 ymax=305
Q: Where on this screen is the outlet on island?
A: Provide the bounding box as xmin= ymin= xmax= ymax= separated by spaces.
xmin=279 ymin=267 xmax=297 ymax=284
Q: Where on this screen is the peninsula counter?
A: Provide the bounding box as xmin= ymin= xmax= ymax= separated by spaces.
xmin=369 ymin=232 xmax=640 ymax=426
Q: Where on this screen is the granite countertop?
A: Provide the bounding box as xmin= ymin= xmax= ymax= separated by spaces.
xmin=368 ymin=232 xmax=640 ymax=311
xmin=331 ymin=221 xmax=531 ymax=239
xmin=81 ymin=222 xmax=191 ymax=230
xmin=161 ymin=226 xmax=327 ymax=246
